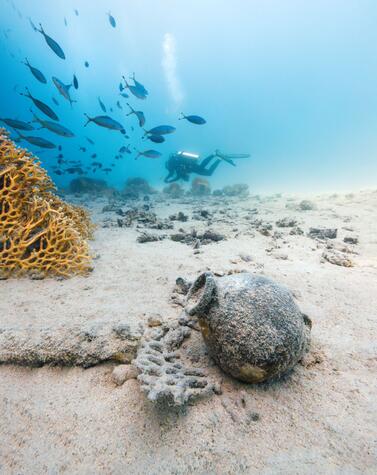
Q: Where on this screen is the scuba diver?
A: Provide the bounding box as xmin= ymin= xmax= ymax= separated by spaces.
xmin=164 ymin=150 xmax=250 ymax=183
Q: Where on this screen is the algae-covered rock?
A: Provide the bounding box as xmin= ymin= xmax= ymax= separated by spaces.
xmin=185 ymin=272 xmax=311 ymax=383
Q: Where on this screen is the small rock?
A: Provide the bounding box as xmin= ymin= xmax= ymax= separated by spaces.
xmin=299 ymin=200 xmax=317 ymax=211
xmin=147 ymin=314 xmax=163 ymax=327
xmin=276 ymin=217 xmax=297 ymax=228
xmin=322 ymin=250 xmax=353 ymax=267
xmin=112 ymin=364 xmax=139 ymax=386
xmin=344 ymin=236 xmax=358 ymax=245
xmin=308 ymin=228 xmax=337 ymax=240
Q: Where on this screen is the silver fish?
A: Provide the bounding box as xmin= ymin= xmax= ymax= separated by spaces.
xmin=126 ymin=103 xmax=145 ymax=127
xmin=31 ymin=110 xmax=74 ymax=137
xmin=22 ymin=58 xmax=46 ymax=84
xmin=16 ymin=130 xmax=56 ymax=149
xmin=52 ymin=77 xmax=75 ymax=106
xmin=37 ymin=24 xmax=65 ymax=59
xmin=0 ymin=117 xmax=33 ymax=131
xmin=179 ymin=113 xmax=206 ymax=125
xmin=135 ymin=149 xmax=162 ymax=160
xmin=20 ymin=88 xmax=59 ymax=121
xmin=143 ymin=125 xmax=175 ymax=136
xmin=84 ymin=114 xmax=125 ymax=133
xmin=98 ymin=97 xmax=106 ymax=113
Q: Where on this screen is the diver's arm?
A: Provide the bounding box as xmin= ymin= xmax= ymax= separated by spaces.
xmin=164 ymin=172 xmax=179 ymax=183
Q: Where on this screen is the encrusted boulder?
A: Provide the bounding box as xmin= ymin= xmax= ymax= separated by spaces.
xmin=190 ymin=178 xmax=211 ymax=196
xmin=122 ymin=177 xmax=156 ymax=199
xmin=70 ymin=177 xmax=110 ymax=195
xmin=163 ymin=182 xmax=185 ymax=198
xmin=185 ymin=272 xmax=311 ymax=383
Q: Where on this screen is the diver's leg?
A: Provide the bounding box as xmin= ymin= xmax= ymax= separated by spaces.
xmin=198 ymin=159 xmax=221 ymax=176
xmin=199 ymin=154 xmax=216 ymax=168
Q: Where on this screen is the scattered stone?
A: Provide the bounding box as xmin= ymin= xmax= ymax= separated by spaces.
xmin=169 ymin=211 xmax=188 ymax=222
xmin=299 ymin=200 xmax=317 ymax=211
xmin=137 ymin=232 xmax=165 ymax=243
xmin=147 ymin=314 xmax=163 ymax=327
xmin=308 ymin=228 xmax=337 ymax=240
xmin=276 ymin=217 xmax=298 ymax=228
xmin=258 ymin=224 xmax=273 ymax=236
xmin=344 ymin=236 xmax=358 ymax=245
xmin=322 ymin=250 xmax=354 ymax=267
xmin=239 ymin=253 xmax=253 ymax=263
xmin=289 ymin=226 xmax=304 ymax=235
xmin=112 ymin=364 xmax=139 ymax=386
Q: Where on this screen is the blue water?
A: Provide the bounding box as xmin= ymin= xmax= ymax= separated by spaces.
xmin=1 ymin=0 xmax=377 ymax=192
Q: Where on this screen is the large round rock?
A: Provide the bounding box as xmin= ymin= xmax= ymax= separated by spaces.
xmin=185 ymin=272 xmax=311 ymax=383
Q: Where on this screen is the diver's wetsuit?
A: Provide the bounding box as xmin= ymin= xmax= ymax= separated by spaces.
xmin=164 ymin=154 xmax=221 ymax=183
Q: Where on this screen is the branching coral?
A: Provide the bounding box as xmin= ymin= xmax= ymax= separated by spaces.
xmin=0 ymin=128 xmax=94 ymax=278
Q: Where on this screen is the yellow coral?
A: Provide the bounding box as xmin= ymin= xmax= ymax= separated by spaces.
xmin=0 ymin=128 xmax=93 ymax=278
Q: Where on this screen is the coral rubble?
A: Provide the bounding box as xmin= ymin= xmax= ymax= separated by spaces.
xmin=134 ymin=319 xmax=217 ymax=406
xmin=0 ymin=128 xmax=93 ymax=278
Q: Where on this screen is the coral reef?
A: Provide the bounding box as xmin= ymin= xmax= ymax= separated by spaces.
xmin=222 ymin=183 xmax=249 ymax=197
xmin=190 ymin=177 xmax=211 ymax=196
xmin=122 ymin=177 xmax=156 ymax=199
xmin=134 ymin=319 xmax=217 ymax=406
xmin=186 ymin=272 xmax=311 ymax=383
xmin=163 ymin=182 xmax=185 ymax=198
xmin=70 ymin=176 xmax=111 ymax=195
xmin=0 ymin=319 xmax=141 ymax=367
xmin=0 ymin=128 xmax=93 ymax=278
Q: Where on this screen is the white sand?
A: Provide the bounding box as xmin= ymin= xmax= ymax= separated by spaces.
xmin=1 ymin=190 xmax=376 ymax=474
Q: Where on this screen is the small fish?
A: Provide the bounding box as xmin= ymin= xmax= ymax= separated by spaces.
xmin=29 ymin=18 xmax=37 ymax=32
xmin=91 ymin=153 xmax=97 ymax=158
xmin=0 ymin=117 xmax=33 ymax=131
xmin=126 ymin=103 xmax=145 ymax=127
xmin=84 ymin=61 xmax=89 ymax=68
xmin=20 ymin=88 xmax=59 ymax=121
xmin=98 ymin=97 xmax=106 ymax=113
xmin=79 ymin=147 xmax=86 ymax=152
xmin=58 ymin=145 xmax=62 ymax=151
xmin=92 ymin=161 xmax=102 ymax=168
xmin=116 ymin=100 xmax=122 ymax=110
xmin=179 ymin=113 xmax=206 ymax=125
xmin=135 ymin=149 xmax=162 ymax=160
xmin=37 ymin=24 xmax=65 ymax=59
xmin=119 ymin=145 xmax=131 ymax=154
xmin=84 ymin=114 xmax=125 ymax=134
xmin=119 ymin=82 xmax=124 ymax=92
xmin=66 ymin=166 xmax=83 ymax=174
xmin=30 ymin=110 xmax=74 ymax=137
xmin=64 ymin=17 xmax=68 ymax=27
xmin=22 ymin=58 xmax=46 ymax=83
xmin=108 ymin=12 xmax=116 ymax=28
xmin=15 ymin=130 xmax=56 ymax=149
xmin=52 ymin=97 xmax=59 ymax=106
xmin=143 ymin=125 xmax=175 ymax=136
xmin=130 ymin=73 xmax=148 ymax=96
xmin=74 ymin=9 xmax=79 ymax=16
xmin=122 ymin=76 xmax=147 ymax=100
xmin=52 ymin=77 xmax=76 ymax=106
xmin=148 ymin=134 xmax=165 ymax=144
xmin=73 ymin=74 xmax=79 ymax=89
xmin=119 ymin=92 xmax=129 ymax=99
xmin=103 ymin=167 xmax=112 ymax=174
xmin=86 ymin=137 xmax=95 ymax=145
xmin=57 ymin=153 xmax=63 ymax=158
xmin=57 ymin=158 xmax=66 ymax=164
xmin=54 ymin=169 xmax=63 ymax=175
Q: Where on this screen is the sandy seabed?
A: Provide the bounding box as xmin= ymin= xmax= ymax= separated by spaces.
xmin=1 ymin=189 xmax=376 ymax=474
